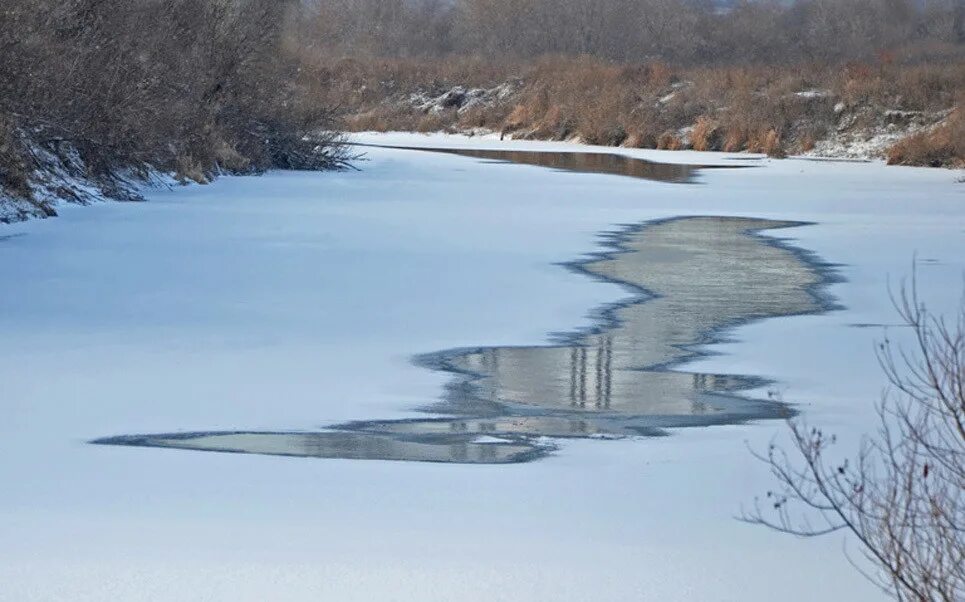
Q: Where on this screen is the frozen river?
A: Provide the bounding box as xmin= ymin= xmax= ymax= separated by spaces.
xmin=1 ymin=133 xmax=963 ymax=601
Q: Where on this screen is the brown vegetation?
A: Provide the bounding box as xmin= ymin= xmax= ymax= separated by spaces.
xmin=289 ymin=0 xmax=963 ymax=166
xmin=3 ymin=0 xmax=962 ymax=215
xmin=0 ymin=0 xmax=348 ymax=219
xmin=326 ymin=55 xmax=964 ymax=162
xmin=887 ymin=107 xmax=965 ymax=167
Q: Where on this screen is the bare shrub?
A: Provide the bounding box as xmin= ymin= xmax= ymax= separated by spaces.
xmin=299 ymin=2 xmax=963 ymax=166
xmin=755 ymin=129 xmax=786 ymax=158
xmin=0 ymin=119 xmax=30 ymax=199
xmin=656 ymin=131 xmax=684 ymax=150
xmin=742 ymin=279 xmax=964 ymax=601
xmin=691 ymin=117 xmax=720 ymax=152
xmin=1 ymin=0 xmax=350 ymax=205
xmin=722 ymin=127 xmax=749 ymax=153
xmin=887 ymin=108 xmax=965 ymax=168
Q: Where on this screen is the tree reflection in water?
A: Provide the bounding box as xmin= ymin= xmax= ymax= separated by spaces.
xmin=94 ymin=216 xmax=839 ymax=464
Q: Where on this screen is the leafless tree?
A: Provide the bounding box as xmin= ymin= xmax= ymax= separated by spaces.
xmin=300 ymin=0 xmax=964 ymax=65
xmin=742 ymin=276 xmax=964 ymax=601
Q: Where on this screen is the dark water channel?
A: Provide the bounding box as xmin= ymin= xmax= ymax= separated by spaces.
xmin=354 ymin=145 xmax=748 ymax=183
xmin=94 ymin=216 xmax=838 ymax=464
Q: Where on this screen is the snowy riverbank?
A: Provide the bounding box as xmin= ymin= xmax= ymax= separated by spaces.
xmin=345 ymin=78 xmax=962 ymax=165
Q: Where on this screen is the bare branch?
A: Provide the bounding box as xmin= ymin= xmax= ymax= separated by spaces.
xmin=744 ymin=273 xmax=964 ymax=602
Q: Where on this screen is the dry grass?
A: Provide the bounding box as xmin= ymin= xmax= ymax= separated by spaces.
xmin=887 ymin=108 xmax=964 ymax=167
xmin=174 ymin=154 xmax=208 ymax=185
xmin=323 ymin=55 xmax=964 ymax=166
xmin=691 ymin=117 xmax=719 ymax=152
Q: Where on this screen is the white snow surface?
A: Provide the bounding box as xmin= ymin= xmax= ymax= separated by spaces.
xmin=1 ymin=131 xmax=964 ymax=601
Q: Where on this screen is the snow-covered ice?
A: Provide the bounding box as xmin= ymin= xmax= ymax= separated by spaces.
xmin=1 ymin=132 xmax=963 ymax=601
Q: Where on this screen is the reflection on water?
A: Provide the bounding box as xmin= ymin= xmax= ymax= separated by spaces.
xmin=94 ymin=216 xmax=838 ymax=464
xmin=358 ymin=145 xmax=737 ymax=183
xmin=114 ymin=431 xmax=545 ymax=464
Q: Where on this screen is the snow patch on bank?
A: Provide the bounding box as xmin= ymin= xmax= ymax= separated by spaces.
xmin=0 ymin=136 xmax=177 ymax=224
xmin=804 ymin=106 xmax=953 ymax=160
xmin=409 ymin=82 xmax=519 ymax=116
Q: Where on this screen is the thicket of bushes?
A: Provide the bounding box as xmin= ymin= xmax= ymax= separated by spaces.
xmin=326 ymin=56 xmax=964 ymax=163
xmin=299 ymin=0 xmax=964 ymax=166
xmin=0 ymin=0 xmax=348 ymax=218
xmin=887 ymin=107 xmax=964 ymax=166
